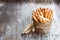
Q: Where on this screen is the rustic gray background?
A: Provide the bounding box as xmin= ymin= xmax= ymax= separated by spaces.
xmin=0 ymin=2 xmax=60 ymax=40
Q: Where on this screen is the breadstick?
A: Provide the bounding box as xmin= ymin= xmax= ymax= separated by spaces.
xmin=24 ymin=27 xmax=31 ymax=34
xmin=49 ymin=10 xmax=51 ymax=20
xmin=32 ymin=26 xmax=35 ymax=32
xmin=46 ymin=9 xmax=49 ymax=20
xmin=32 ymin=14 xmax=39 ymax=22
xmin=38 ymin=8 xmax=43 ymax=17
xmin=50 ymin=13 xmax=53 ymax=20
xmin=43 ymin=19 xmax=47 ymax=23
xmin=48 ymin=9 xmax=50 ymax=20
xmin=22 ymin=23 xmax=33 ymax=34
xmin=33 ymin=11 xmax=38 ymax=17
xmin=38 ymin=16 xmax=43 ymax=23
xmin=40 ymin=12 xmax=43 ymax=17
xmin=42 ymin=17 xmax=48 ymax=23
xmin=45 ymin=9 xmax=48 ymax=18
xmin=42 ymin=9 xmax=45 ymax=17
xmin=39 ymin=16 xmax=50 ymax=22
xmin=50 ymin=11 xmax=53 ymax=20
xmin=41 ymin=8 xmax=44 ymax=16
xmin=47 ymin=8 xmax=49 ymax=19
xmin=41 ymin=17 xmax=46 ymax=23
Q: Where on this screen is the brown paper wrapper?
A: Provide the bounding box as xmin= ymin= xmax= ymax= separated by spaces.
xmin=33 ymin=19 xmax=52 ymax=34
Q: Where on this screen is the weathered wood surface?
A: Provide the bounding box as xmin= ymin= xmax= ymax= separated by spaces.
xmin=0 ymin=2 xmax=60 ymax=40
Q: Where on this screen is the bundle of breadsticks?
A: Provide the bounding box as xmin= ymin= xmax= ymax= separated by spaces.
xmin=32 ymin=8 xmax=53 ymax=24
xmin=22 ymin=8 xmax=53 ymax=34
